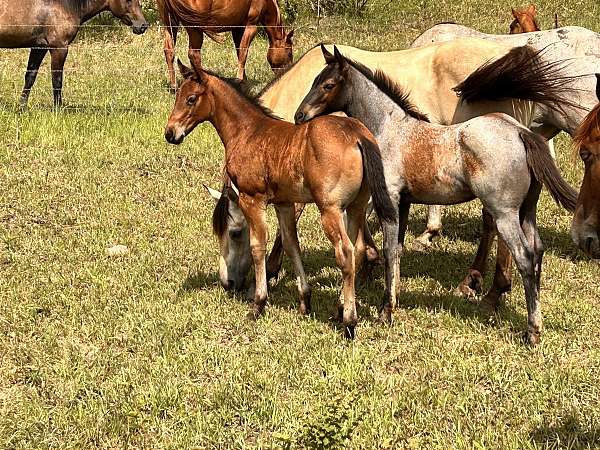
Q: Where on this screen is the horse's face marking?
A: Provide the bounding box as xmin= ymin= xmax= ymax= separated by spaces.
xmin=107 ymin=0 xmax=148 ymax=34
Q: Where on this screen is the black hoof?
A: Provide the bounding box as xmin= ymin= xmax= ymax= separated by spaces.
xmin=344 ymin=324 xmax=356 ymax=340
xmin=246 ymin=308 xmax=262 ymax=321
xmin=377 ymin=308 xmax=392 ymax=325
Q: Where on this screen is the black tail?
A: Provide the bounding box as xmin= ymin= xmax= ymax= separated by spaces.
xmin=453 ymin=45 xmax=583 ymax=113
xmin=358 ymin=138 xmax=397 ymax=223
xmin=520 ymin=131 xmax=579 ymax=212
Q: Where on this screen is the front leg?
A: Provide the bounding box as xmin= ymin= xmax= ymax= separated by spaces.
xmin=239 ymin=194 xmax=269 ymax=320
xmin=234 ymin=24 xmax=258 ymax=80
xmin=20 ymin=48 xmax=48 ymax=108
xmin=49 ymin=48 xmax=68 ymax=107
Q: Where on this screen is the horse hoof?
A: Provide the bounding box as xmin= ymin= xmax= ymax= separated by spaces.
xmin=299 ymin=303 xmax=311 ymax=316
xmin=456 ymin=270 xmax=483 ymax=299
xmin=343 ymin=324 xmax=356 ymax=340
xmin=523 ymin=330 xmax=541 ymax=347
xmin=332 ymin=304 xmax=344 ymax=323
xmin=478 ymin=297 xmax=499 ymax=317
xmin=413 ymin=230 xmax=440 ymax=250
xmin=377 ymin=306 xmax=393 ymax=325
xmin=246 ymin=308 xmax=262 ymax=321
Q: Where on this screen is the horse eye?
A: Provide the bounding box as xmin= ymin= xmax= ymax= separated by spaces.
xmin=229 ymin=229 xmax=243 ymax=239
xmin=324 ymin=84 xmax=335 ymax=91
xmin=580 ymin=148 xmax=593 ymax=162
xmin=186 ymin=95 xmax=197 ymax=106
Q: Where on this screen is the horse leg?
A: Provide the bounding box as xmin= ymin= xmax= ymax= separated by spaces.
xmin=19 ymin=48 xmax=47 ymax=108
xmin=481 ymin=237 xmax=513 ymax=311
xmin=234 ymin=24 xmax=258 ymax=80
xmin=356 ymin=215 xmax=381 ymax=286
xmin=163 ymin=19 xmax=179 ymax=92
xmin=379 ymin=202 xmax=409 ymax=324
xmin=320 ymin=206 xmax=357 ymax=339
xmin=275 ymin=204 xmax=312 ymax=315
xmin=457 ymin=207 xmax=496 ymax=298
xmin=239 ymin=196 xmax=269 ymax=320
xmin=415 ymin=205 xmax=443 ymax=248
xmin=187 ymin=28 xmax=204 ymax=72
xmin=266 ymin=203 xmax=305 ymax=282
xmin=49 ymin=47 xmax=68 ymax=107
xmin=494 ymin=212 xmax=541 ymax=346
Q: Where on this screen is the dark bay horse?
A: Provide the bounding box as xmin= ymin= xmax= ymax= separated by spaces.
xmin=571 ymin=74 xmax=600 ymax=259
xmin=295 ymin=46 xmax=579 ymax=345
xmin=157 ymin=0 xmax=293 ymax=90
xmin=0 ymin=0 xmax=148 ymax=107
xmin=164 ymin=59 xmax=396 ymax=339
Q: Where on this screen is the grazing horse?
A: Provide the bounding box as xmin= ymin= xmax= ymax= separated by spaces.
xmin=509 ymin=5 xmax=540 ymax=34
xmin=0 ymin=0 xmax=148 ymax=107
xmin=156 ymin=0 xmax=293 ymax=90
xmin=295 ymin=46 xmax=579 ymax=345
xmin=571 ymin=74 xmax=600 ymax=259
xmin=164 ymin=59 xmax=396 ymax=339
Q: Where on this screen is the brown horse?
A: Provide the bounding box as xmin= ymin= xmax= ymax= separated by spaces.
xmin=509 ymin=5 xmax=540 ymax=34
xmin=164 ymin=59 xmax=396 ymax=339
xmin=571 ymin=74 xmax=600 ymax=259
xmin=157 ymin=0 xmax=293 ymax=90
xmin=0 ymin=0 xmax=148 ymax=107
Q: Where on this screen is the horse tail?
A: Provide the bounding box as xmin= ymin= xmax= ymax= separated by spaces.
xmin=520 ymin=130 xmax=579 ymax=212
xmin=453 ymin=45 xmax=583 ymax=113
xmin=358 ymin=138 xmax=397 ymax=223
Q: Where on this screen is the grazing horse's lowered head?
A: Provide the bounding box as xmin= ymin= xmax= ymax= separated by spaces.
xmin=509 ymin=4 xmax=540 ymax=34
xmin=204 ymin=184 xmax=251 ymax=291
xmin=107 ymin=0 xmax=149 ymax=34
xmin=266 ymin=28 xmax=294 ymax=73
xmin=571 ymin=74 xmax=600 ymax=258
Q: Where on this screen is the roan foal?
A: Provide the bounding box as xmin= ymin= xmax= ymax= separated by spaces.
xmin=295 ymin=46 xmax=578 ymax=345
xmin=164 ymin=59 xmax=396 ymax=339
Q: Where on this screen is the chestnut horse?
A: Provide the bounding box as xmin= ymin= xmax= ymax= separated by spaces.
xmin=164 ymin=59 xmax=396 ymax=339
xmin=157 ymin=0 xmax=293 ymax=89
xmin=572 ymin=74 xmax=600 ymax=259
xmin=509 ymin=5 xmax=540 ymax=34
xmin=0 ymin=0 xmax=148 ymax=107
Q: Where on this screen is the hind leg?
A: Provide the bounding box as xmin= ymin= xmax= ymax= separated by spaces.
xmin=275 ymin=204 xmax=312 ymax=315
xmin=163 ymin=20 xmax=179 ymax=92
xmin=494 ymin=212 xmax=542 ymax=346
xmin=415 ymin=205 xmax=443 ymax=248
xmin=320 ymin=206 xmax=357 ymax=339
xmin=481 ymin=238 xmax=513 ymax=311
xmin=266 ymin=203 xmax=305 ymax=282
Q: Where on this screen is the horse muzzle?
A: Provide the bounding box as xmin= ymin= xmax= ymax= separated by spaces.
xmin=132 ymin=21 xmax=149 ymax=35
xmin=571 ymin=222 xmax=600 ymax=259
xmin=165 ymin=126 xmax=185 ymax=145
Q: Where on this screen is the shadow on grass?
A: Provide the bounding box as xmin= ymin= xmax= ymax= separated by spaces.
xmin=530 ymin=414 xmax=600 ymax=448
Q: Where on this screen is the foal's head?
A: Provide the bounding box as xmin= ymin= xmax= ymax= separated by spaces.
xmin=205 ymin=184 xmax=251 ymax=291
xmin=294 ymin=45 xmax=351 ymax=123
xmin=571 ymin=74 xmax=600 ymax=259
xmin=165 ymin=60 xmax=216 ymax=145
xmin=267 ymin=29 xmax=294 ymax=73
xmin=509 ymin=4 xmax=540 ymax=34
xmin=108 ymin=0 xmax=148 ymax=35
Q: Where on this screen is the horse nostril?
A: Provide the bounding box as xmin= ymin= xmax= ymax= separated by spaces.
xmin=585 ymin=236 xmax=594 ymax=253
xmin=294 ymin=111 xmax=305 ymax=124
xmin=165 ymin=128 xmax=174 ymax=143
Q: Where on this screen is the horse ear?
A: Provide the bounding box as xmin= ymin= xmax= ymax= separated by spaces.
xmin=527 ymin=4 xmax=536 ymax=15
xmin=189 ymin=54 xmax=207 ymax=84
xmin=511 ymin=8 xmax=518 ymax=18
xmin=595 ymin=74 xmax=600 ymax=101
xmin=178 ymin=59 xmax=194 ymax=79
xmin=203 ymin=184 xmax=222 ymax=202
xmin=286 ymin=29 xmax=294 ymax=43
xmin=321 ymin=44 xmax=335 ymax=64
xmin=333 ymin=45 xmax=346 ymax=69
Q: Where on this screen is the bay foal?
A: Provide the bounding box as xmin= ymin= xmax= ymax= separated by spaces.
xmin=164 ymin=59 xmax=396 ymax=338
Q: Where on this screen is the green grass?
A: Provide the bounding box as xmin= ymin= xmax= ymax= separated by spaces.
xmin=1 ymin=2 xmax=600 ymax=448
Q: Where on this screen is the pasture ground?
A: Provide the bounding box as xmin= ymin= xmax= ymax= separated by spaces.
xmin=1 ymin=0 xmax=599 ymax=448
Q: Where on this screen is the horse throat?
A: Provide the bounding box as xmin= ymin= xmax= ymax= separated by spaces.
xmin=76 ymin=0 xmax=110 ymax=24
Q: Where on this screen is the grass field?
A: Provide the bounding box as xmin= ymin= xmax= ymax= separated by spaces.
xmin=1 ymin=1 xmax=600 ymax=448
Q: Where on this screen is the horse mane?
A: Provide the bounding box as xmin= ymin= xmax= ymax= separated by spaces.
xmin=573 ymin=103 xmax=600 ymax=152
xmin=212 ymin=177 xmax=232 ymax=238
xmin=342 ymin=57 xmax=430 ymax=122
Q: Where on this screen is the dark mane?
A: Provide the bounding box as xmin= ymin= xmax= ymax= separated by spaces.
xmin=206 ymin=69 xmax=281 ymax=119
xmin=342 ymin=57 xmax=430 ymax=122
xmin=212 ymin=178 xmax=232 ymax=238
xmin=257 ymin=44 xmax=320 ymax=98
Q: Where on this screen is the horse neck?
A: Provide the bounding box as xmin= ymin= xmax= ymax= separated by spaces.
xmin=345 ymin=69 xmax=416 ymax=136
xmin=209 ymin=78 xmax=272 ymax=151
xmin=261 ymin=0 xmax=284 ymax=41
xmin=77 ymin=0 xmax=110 ymax=24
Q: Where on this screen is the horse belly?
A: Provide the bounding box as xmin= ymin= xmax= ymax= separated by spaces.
xmin=0 ymin=3 xmax=53 ymax=48
xmin=0 ymin=25 xmax=46 ymax=48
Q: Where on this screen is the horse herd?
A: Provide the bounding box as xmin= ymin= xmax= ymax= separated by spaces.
xmin=1 ymin=1 xmax=599 ymax=345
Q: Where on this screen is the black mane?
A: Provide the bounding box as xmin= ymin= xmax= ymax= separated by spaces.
xmin=343 ymin=57 xmax=430 ymax=122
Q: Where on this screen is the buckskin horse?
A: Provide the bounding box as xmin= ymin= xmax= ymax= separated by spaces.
xmin=165 ymin=59 xmax=396 ymax=339
xmin=295 ymin=45 xmax=579 ymax=345
xmin=156 ymin=0 xmax=293 ymax=90
xmin=0 ymin=0 xmax=148 ymax=107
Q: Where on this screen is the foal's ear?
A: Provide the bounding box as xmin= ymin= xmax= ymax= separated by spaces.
xmin=527 ymin=4 xmax=536 ymax=15
xmin=511 ymin=8 xmax=519 ymax=18
xmin=333 ymin=46 xmax=346 ymax=70
xmin=321 ymin=44 xmax=335 ymax=64
xmin=178 ymin=59 xmax=195 ymax=79
xmin=595 ymin=73 xmax=600 ymax=101
xmin=189 ymin=54 xmax=207 ymax=84
xmin=203 ymin=184 xmax=222 ymax=202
